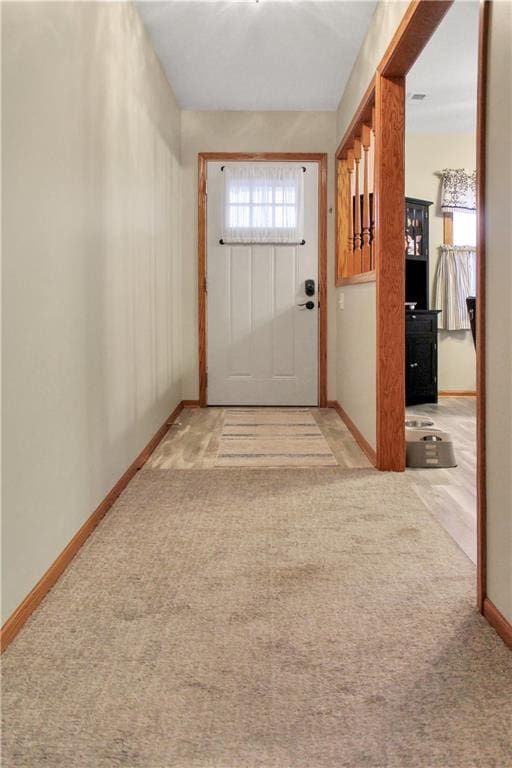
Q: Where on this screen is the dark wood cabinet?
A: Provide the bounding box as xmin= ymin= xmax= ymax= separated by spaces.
xmin=406 ymin=310 xmax=440 ymax=406
xmin=405 ymin=197 xmax=438 ymax=406
xmin=405 ymin=197 xmax=431 ymax=260
xmin=405 ymin=197 xmax=432 ymax=310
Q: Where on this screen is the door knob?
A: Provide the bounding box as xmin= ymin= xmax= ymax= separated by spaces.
xmin=298 ymin=301 xmax=315 ymax=310
xmin=409 ymin=362 xmax=419 ymax=368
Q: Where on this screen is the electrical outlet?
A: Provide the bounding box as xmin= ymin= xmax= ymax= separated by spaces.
xmin=338 ymin=293 xmax=345 ymax=310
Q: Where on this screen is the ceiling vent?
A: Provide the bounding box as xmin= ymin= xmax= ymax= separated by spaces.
xmin=408 ymin=92 xmax=428 ymax=102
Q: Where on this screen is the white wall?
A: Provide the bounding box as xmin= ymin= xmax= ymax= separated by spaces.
xmin=336 ymin=1 xmax=409 ymax=140
xmin=1 ymin=2 xmax=183 ymax=622
xmin=334 ymin=1 xmax=409 ymax=449
xmin=180 ymin=110 xmax=337 ymax=400
xmin=336 ymin=284 xmax=376 ymax=446
xmin=405 ymin=132 xmax=476 ymax=392
xmin=485 ymin=0 xmax=512 ymax=625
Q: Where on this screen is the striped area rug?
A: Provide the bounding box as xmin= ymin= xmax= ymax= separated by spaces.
xmin=215 ymin=409 xmax=338 ymax=468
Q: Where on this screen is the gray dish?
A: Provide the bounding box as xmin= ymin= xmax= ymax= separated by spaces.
xmin=405 ymin=418 xmax=435 ymax=429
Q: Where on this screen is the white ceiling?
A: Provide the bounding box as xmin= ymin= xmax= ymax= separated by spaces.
xmin=406 ymin=0 xmax=479 ymax=134
xmin=135 ymin=0 xmax=377 ymax=111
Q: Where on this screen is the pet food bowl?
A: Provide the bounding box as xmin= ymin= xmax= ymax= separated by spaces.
xmin=405 ymin=418 xmax=435 ymax=429
xmin=405 ymin=428 xmax=457 ymax=469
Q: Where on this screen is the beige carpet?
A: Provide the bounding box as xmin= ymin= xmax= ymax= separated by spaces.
xmin=215 ymin=409 xmax=338 ymax=467
xmin=2 ymin=469 xmax=511 ymax=768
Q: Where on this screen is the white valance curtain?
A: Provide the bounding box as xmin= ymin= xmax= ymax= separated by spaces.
xmin=440 ymin=168 xmax=476 ymax=213
xmin=434 ymin=246 xmax=476 ymax=330
xmin=221 ymin=165 xmax=304 ymax=244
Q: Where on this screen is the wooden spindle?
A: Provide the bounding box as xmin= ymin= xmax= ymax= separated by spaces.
xmin=353 ymin=138 xmax=362 ymax=273
xmin=361 ymin=124 xmax=371 ymax=272
xmin=337 ymin=159 xmax=349 ymax=279
xmin=370 ymin=110 xmax=376 ymax=268
xmin=346 ymin=150 xmax=355 ymax=275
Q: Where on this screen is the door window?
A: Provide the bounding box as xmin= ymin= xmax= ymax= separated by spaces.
xmin=222 ymin=165 xmax=304 ymax=244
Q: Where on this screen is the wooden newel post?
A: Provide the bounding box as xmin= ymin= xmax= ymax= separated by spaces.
xmin=371 ymin=108 xmax=376 ymax=268
xmin=353 ymin=138 xmax=362 ymax=273
xmin=337 ymin=158 xmax=350 ymax=279
xmin=346 ymin=149 xmax=355 ymax=275
xmin=361 ymin=124 xmax=372 ymax=272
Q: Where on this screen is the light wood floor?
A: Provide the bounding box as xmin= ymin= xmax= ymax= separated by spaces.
xmin=406 ymin=397 xmax=476 ymax=563
xmin=146 ymin=407 xmax=372 ymax=470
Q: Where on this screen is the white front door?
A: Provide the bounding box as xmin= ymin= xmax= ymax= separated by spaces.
xmin=206 ymin=161 xmax=319 ymax=406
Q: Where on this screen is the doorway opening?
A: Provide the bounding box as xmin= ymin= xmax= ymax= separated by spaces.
xmin=404 ymin=0 xmax=480 ymax=565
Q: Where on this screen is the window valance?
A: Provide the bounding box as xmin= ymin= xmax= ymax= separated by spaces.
xmin=440 ymin=169 xmax=476 ymax=213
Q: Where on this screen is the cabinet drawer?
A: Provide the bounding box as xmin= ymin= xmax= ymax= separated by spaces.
xmin=406 ymin=314 xmax=437 ymax=334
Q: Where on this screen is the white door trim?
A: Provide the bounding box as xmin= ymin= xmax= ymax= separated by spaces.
xmin=206 ymin=161 xmax=319 ymax=406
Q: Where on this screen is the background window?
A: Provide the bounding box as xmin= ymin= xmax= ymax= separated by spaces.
xmin=453 ymin=209 xmax=477 ymax=247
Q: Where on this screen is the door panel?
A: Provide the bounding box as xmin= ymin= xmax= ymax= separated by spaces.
xmin=406 ymin=334 xmax=436 ymax=403
xmin=207 ymin=161 xmax=318 ymax=405
xmin=273 ymin=246 xmax=296 ymax=378
xmin=229 ymin=246 xmax=252 ymax=375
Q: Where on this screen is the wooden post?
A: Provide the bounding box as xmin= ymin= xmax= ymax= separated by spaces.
xmin=346 ymin=150 xmax=355 ymax=275
xmin=361 ymin=124 xmax=372 ymax=272
xmin=337 ymin=159 xmax=350 ymax=280
xmin=353 ymin=138 xmax=362 ymax=273
xmin=370 ymin=109 xmax=376 ymax=267
xmin=374 ymin=74 xmax=406 ymax=471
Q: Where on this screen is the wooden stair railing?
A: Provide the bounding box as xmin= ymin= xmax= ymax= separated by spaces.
xmin=335 ymin=85 xmax=376 ymax=285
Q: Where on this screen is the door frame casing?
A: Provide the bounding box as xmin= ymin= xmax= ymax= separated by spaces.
xmin=197 ymin=152 xmax=328 ymax=408
xmin=373 ymin=0 xmax=454 ymax=471
xmin=475 ymin=0 xmax=489 ymax=615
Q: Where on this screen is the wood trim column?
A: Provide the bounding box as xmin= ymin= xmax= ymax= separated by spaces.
xmin=346 ymin=150 xmax=355 ymax=276
xmin=374 ymin=74 xmax=406 ymax=471
xmin=353 ymin=139 xmax=362 ymax=273
xmin=476 ymin=0 xmax=490 ymax=612
xmin=318 ymin=153 xmax=328 ymax=407
xmin=361 ymin=124 xmax=372 ymax=272
xmin=198 ymin=155 xmax=207 ymax=407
